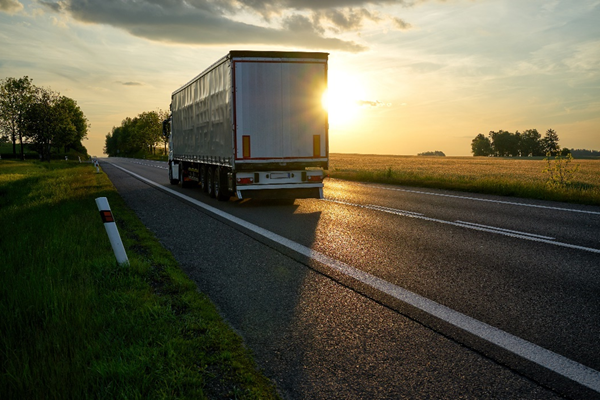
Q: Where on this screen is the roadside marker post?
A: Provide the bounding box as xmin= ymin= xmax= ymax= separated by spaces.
xmin=95 ymin=197 xmax=129 ymax=266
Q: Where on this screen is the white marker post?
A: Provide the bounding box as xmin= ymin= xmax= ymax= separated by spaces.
xmin=95 ymin=197 xmax=129 ymax=266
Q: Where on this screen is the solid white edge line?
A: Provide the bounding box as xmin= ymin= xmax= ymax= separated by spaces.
xmin=107 ymin=162 xmax=600 ymax=393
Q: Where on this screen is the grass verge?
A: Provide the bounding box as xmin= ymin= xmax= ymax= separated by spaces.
xmin=328 ymin=154 xmax=600 ymax=206
xmin=0 ymin=160 xmax=280 ymax=399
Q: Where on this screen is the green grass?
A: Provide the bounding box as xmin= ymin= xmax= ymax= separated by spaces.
xmin=0 ymin=142 xmax=89 ymax=161
xmin=0 ymin=160 xmax=280 ymax=399
xmin=328 ymin=154 xmax=600 ymax=206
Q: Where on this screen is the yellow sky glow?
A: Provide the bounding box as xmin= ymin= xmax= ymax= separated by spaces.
xmin=1 ymin=0 xmax=599 ymax=157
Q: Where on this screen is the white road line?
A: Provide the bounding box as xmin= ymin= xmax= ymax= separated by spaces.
xmin=129 ymin=160 xmax=168 ymax=170
xmin=327 ymin=199 xmax=424 ymax=217
xmin=325 ymin=199 xmax=600 ymax=254
xmin=454 ymin=221 xmax=555 ymax=240
xmin=357 ymin=182 xmax=600 ymax=216
xmin=108 ymin=161 xmax=600 ymax=393
xmin=367 ymin=204 xmax=425 ymax=217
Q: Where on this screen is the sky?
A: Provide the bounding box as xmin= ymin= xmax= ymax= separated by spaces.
xmin=1 ymin=0 xmax=599 ymax=157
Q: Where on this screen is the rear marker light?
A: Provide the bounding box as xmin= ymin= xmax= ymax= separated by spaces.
xmin=237 ymin=177 xmax=254 ymax=184
xmin=243 ymin=136 xmax=251 ymax=158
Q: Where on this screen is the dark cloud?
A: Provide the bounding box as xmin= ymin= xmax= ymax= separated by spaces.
xmin=119 ymin=81 xmax=143 ymax=86
xmin=35 ymin=0 xmax=423 ymax=52
xmin=0 ymin=0 xmax=23 ymax=13
xmin=36 ymin=0 xmax=62 ymax=12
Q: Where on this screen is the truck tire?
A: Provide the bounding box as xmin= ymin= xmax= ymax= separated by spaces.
xmin=207 ymin=166 xmax=215 ymax=198
xmin=215 ymin=167 xmax=230 ymax=201
xmin=169 ymin=162 xmax=179 ymax=185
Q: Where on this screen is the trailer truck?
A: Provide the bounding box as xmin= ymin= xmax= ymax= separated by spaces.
xmin=165 ymin=50 xmax=329 ymax=201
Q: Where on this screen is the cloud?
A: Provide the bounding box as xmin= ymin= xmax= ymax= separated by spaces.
xmin=357 ymin=99 xmax=391 ymax=107
xmin=37 ymin=0 xmax=61 ymax=12
xmin=320 ymin=8 xmax=381 ymax=32
xmin=392 ymin=16 xmax=411 ymax=30
xmin=33 ymin=0 xmax=426 ymax=52
xmin=0 ymin=0 xmax=23 ymax=14
xmin=119 ymin=81 xmax=144 ymax=86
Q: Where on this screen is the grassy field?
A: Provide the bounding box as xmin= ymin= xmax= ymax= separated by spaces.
xmin=328 ymin=153 xmax=600 ymax=206
xmin=0 ymin=160 xmax=280 ymax=399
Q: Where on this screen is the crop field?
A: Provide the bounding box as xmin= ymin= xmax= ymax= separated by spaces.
xmin=328 ymin=153 xmax=600 ymax=206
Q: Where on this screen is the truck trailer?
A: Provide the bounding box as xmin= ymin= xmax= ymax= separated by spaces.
xmin=165 ymin=50 xmax=329 ymax=201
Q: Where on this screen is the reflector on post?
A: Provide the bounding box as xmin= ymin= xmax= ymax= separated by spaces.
xmin=95 ymin=197 xmax=129 ymax=266
xmin=100 ymin=210 xmax=114 ymax=223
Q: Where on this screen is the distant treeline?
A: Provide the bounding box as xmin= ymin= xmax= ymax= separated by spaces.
xmin=471 ymin=129 xmax=565 ymax=157
xmin=418 ymin=151 xmax=445 ymax=157
xmin=569 ymin=149 xmax=600 ymax=158
xmin=104 ymin=109 xmax=168 ymax=157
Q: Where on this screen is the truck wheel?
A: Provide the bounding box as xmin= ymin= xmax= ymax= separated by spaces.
xmin=215 ymin=167 xmax=230 ymax=201
xmin=207 ymin=166 xmax=215 ymax=198
xmin=169 ymin=163 xmax=179 ymax=185
xmin=200 ymin=165 xmax=209 ymax=193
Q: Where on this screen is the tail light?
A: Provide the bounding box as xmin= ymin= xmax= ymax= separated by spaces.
xmin=236 ymin=177 xmax=254 ymax=184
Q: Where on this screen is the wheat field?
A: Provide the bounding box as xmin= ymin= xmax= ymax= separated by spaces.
xmin=327 ymin=153 xmax=600 ymax=206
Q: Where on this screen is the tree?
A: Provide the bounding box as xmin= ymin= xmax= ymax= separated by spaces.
xmin=471 ymin=133 xmax=492 ymax=156
xmin=158 ymin=108 xmax=170 ymax=155
xmin=55 ymin=96 xmax=89 ymax=153
xmin=418 ymin=151 xmax=445 ymax=156
xmin=0 ymin=76 xmax=34 ymax=159
xmin=541 ymin=129 xmax=560 ymax=156
xmin=470 ymin=128 xmax=560 ymax=158
xmin=23 ymin=87 xmax=71 ymax=161
xmin=570 ymin=149 xmax=600 ymax=158
xmin=519 ymin=129 xmax=542 ymax=157
xmin=104 ymin=108 xmax=170 ymax=157
xmin=489 ymin=130 xmax=519 ymax=157
xmin=105 ymin=118 xmax=137 ymax=157
xmin=135 ymin=111 xmax=162 ymax=154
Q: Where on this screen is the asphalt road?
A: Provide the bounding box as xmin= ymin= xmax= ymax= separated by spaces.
xmin=100 ymin=158 xmax=600 ymax=399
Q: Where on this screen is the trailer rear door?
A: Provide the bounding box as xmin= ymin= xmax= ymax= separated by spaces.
xmin=233 ymin=57 xmax=327 ymax=162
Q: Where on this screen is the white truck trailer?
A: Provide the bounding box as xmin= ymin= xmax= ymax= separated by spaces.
xmin=165 ymin=50 xmax=329 ymax=201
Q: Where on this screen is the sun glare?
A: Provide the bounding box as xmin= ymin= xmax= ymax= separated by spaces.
xmin=323 ymin=72 xmax=367 ymax=127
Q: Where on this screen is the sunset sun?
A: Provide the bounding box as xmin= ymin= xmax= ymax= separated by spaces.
xmin=323 ymin=72 xmax=367 ymax=127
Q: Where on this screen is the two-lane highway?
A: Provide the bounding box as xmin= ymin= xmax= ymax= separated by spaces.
xmin=101 ymin=157 xmax=600 ymax=399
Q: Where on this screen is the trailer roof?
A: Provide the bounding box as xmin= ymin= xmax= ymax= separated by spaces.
xmin=229 ymin=50 xmax=328 ymax=60
xmin=172 ymin=51 xmax=329 ymax=97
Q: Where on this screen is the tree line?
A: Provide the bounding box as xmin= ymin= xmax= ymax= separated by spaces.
xmin=0 ymin=76 xmax=89 ymax=161
xmin=104 ymin=109 xmax=169 ymax=157
xmin=471 ymin=129 xmax=567 ymax=157
xmin=570 ymin=149 xmax=600 ymax=158
xmin=418 ymin=151 xmax=446 ymax=157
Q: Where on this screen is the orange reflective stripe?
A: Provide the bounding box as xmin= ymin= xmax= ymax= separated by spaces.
xmin=313 ymin=135 xmax=321 ymax=157
xmin=100 ymin=210 xmax=114 ymax=223
xmin=243 ymin=135 xmax=251 ymax=158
